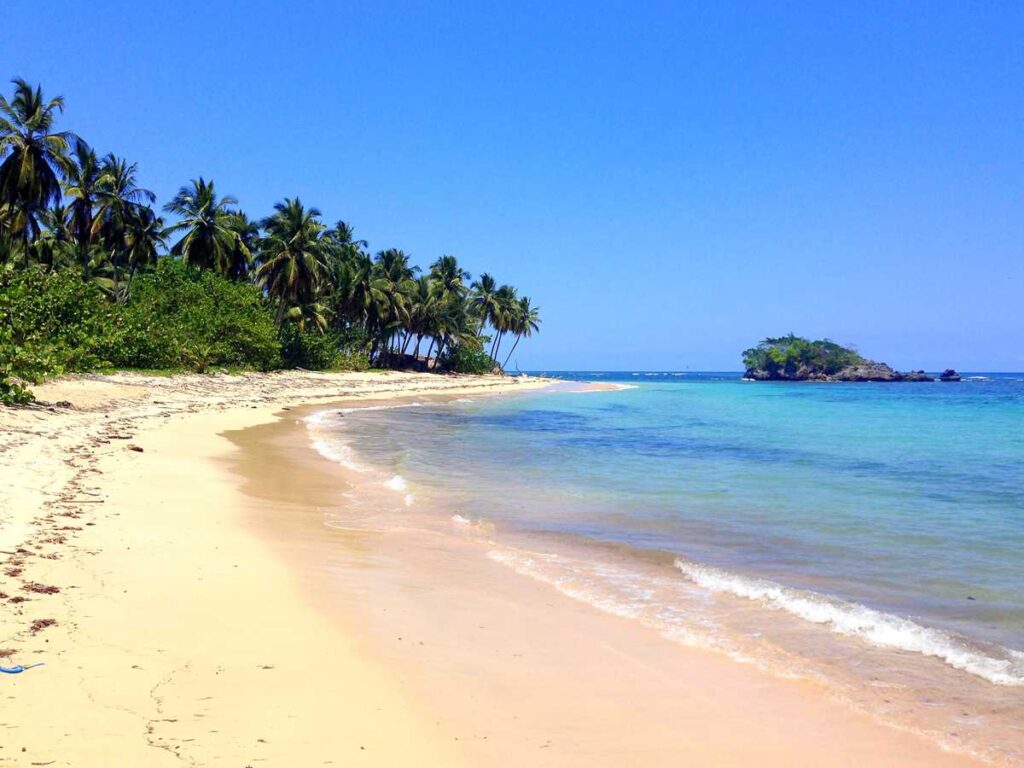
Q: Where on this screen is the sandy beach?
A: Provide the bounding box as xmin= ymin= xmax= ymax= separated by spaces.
xmin=0 ymin=371 xmax=989 ymax=767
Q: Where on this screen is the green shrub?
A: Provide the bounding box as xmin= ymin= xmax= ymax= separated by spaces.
xmin=101 ymin=260 xmax=281 ymax=372
xmin=280 ymin=325 xmax=370 ymax=371
xmin=440 ymin=339 xmax=496 ymax=374
xmin=0 ymin=265 xmax=114 ymax=403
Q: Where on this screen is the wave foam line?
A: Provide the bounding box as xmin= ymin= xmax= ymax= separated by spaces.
xmin=486 ymin=547 xmax=766 ymax=668
xmin=675 ymin=559 xmax=1024 ymax=686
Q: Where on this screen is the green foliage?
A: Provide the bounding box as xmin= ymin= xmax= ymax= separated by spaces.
xmin=279 ymin=325 xmax=369 ymax=371
xmin=742 ymin=334 xmax=865 ymax=376
xmin=1 ymin=78 xmax=543 ymax=395
xmin=100 ymin=260 xmax=280 ymax=372
xmin=440 ymin=338 xmax=496 ymax=374
xmin=0 ymin=264 xmax=113 ymax=402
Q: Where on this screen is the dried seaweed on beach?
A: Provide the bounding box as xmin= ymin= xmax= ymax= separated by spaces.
xmin=23 ymin=582 xmax=60 ymax=595
xmin=29 ymin=618 xmax=56 ymax=634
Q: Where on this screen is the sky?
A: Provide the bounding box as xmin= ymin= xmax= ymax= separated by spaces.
xmin=5 ymin=1 xmax=1023 ymax=370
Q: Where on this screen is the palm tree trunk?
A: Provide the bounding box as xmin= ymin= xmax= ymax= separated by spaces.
xmin=502 ymin=334 xmax=522 ymax=371
xmin=425 ymin=338 xmax=436 ymax=370
xmin=124 ymin=263 xmax=138 ymax=303
xmin=492 ymin=331 xmax=505 ymax=361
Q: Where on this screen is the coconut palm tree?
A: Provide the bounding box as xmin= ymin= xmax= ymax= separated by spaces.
xmin=223 ymin=210 xmax=258 ymax=280
xmin=502 ymin=296 xmax=541 ymax=370
xmin=92 ymin=154 xmax=155 ymax=298
xmin=489 ymin=284 xmax=518 ymax=360
xmin=372 ymin=248 xmax=419 ymax=359
xmin=470 ymin=272 xmax=500 ymax=333
xmin=64 ymin=138 xmax=110 ymax=278
xmin=429 ymin=254 xmax=470 ymax=299
xmin=404 ymin=274 xmax=439 ymax=360
xmin=283 ymin=301 xmax=330 ymax=333
xmin=163 ymin=178 xmax=247 ymax=274
xmin=0 ymin=78 xmax=76 ymax=254
xmin=123 ymin=205 xmax=166 ymax=294
xmin=256 ymin=198 xmax=329 ymax=325
xmin=31 ymin=203 xmax=75 ymax=271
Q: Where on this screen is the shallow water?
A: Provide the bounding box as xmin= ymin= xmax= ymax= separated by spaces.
xmin=306 ymin=373 xmax=1024 ymax=765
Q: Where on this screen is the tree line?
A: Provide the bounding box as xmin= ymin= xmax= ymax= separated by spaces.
xmin=0 ymin=77 xmax=540 ymax=374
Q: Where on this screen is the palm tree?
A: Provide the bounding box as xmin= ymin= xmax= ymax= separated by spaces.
xmin=256 ymin=198 xmax=329 ymax=325
xmin=31 ymin=204 xmax=75 ymax=271
xmin=429 ymin=254 xmax=470 ymax=299
xmin=405 ymin=275 xmax=439 ymax=360
xmin=163 ymin=178 xmax=247 ymax=274
xmin=224 ymin=210 xmax=258 ymax=280
xmin=64 ymin=138 xmax=110 ymax=278
xmin=283 ymin=301 xmax=331 ymax=333
xmin=502 ymin=296 xmax=541 ymax=370
xmin=0 ymin=78 xmax=75 ymax=255
xmin=93 ymin=154 xmax=155 ymax=297
xmin=470 ymin=272 xmax=500 ymax=333
xmin=332 ymin=248 xmax=378 ymax=329
xmin=123 ymin=205 xmax=166 ymax=294
xmin=490 ymin=284 xmax=518 ymax=360
xmin=372 ymin=248 xmax=419 ymax=359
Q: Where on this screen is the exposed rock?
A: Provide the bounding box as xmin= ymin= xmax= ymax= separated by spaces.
xmin=745 ymin=361 xmax=937 ymax=382
xmin=939 ymin=369 xmax=962 ymax=382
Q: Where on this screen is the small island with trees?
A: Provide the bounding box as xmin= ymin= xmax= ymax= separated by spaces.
xmin=742 ymin=335 xmax=960 ymax=382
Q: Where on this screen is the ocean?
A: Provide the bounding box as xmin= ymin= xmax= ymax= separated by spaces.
xmin=305 ymin=372 xmax=1024 ymax=765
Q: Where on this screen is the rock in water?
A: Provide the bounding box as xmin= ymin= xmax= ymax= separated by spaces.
xmin=939 ymin=369 xmax=962 ymax=382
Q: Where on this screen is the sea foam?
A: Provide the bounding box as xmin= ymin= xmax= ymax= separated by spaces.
xmin=674 ymin=559 xmax=1024 ymax=686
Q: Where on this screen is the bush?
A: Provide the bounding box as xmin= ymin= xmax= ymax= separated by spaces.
xmin=0 ymin=265 xmax=114 ymax=403
xmin=440 ymin=339 xmax=496 ymax=374
xmin=280 ymin=325 xmax=371 ymax=371
xmin=100 ymin=260 xmax=281 ymax=372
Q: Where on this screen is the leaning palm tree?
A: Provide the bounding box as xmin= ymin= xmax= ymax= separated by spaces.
xmin=0 ymin=78 xmax=76 ymax=255
xmin=489 ymin=284 xmax=519 ymax=360
xmin=163 ymin=178 xmax=247 ymax=274
xmin=502 ymin=296 xmax=541 ymax=370
xmin=256 ymin=198 xmax=329 ymax=325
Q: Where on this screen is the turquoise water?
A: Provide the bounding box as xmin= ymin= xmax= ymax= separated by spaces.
xmin=308 ymin=373 xmax=1024 ymax=763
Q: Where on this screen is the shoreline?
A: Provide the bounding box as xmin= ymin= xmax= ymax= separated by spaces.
xmin=229 ymin=390 xmax=990 ymax=766
xmin=0 ymin=370 xmax=550 ymax=766
xmin=0 ymin=370 xmax=991 ymax=766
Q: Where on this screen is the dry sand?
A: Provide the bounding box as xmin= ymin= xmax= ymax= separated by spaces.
xmin=0 ymin=371 xmax=989 ymax=766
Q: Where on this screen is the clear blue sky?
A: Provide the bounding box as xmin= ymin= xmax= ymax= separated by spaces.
xmin=6 ymin=1 xmax=1023 ymax=370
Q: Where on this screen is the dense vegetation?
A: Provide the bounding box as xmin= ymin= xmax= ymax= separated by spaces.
xmin=0 ymin=78 xmax=540 ymax=403
xmin=742 ymin=334 xmax=865 ymax=377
